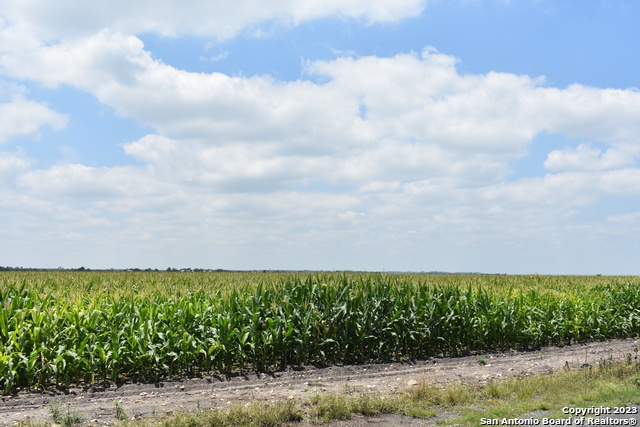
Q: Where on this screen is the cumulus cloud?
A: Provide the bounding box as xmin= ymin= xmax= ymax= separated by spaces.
xmin=14 ymin=162 xmax=184 ymax=209
xmin=540 ymin=85 xmax=640 ymax=145
xmin=544 ymin=143 xmax=637 ymax=172
xmin=0 ymin=0 xmax=426 ymax=42
xmin=306 ymin=50 xmax=543 ymax=154
xmin=1 ymin=1 xmax=640 ymax=271
xmin=0 ymin=91 xmax=67 ymax=143
xmin=0 ymin=149 xmax=33 ymax=185
xmin=4 ymin=33 xmax=640 ymax=204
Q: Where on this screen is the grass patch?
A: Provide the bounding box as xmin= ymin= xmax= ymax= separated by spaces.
xmin=434 ymin=357 xmax=640 ymax=426
xmin=140 ymin=400 xmax=304 ymax=427
xmin=114 ymin=399 xmax=129 ymax=421
xmin=48 ymin=402 xmax=83 ymax=426
xmin=116 ymin=357 xmax=640 ymax=426
xmin=308 ymin=391 xmax=397 ymax=422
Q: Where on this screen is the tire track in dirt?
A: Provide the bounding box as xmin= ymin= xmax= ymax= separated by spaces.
xmin=1 ymin=338 xmax=638 ymax=425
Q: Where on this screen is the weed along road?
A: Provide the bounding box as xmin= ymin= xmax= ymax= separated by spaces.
xmin=1 ymin=338 xmax=639 ymax=425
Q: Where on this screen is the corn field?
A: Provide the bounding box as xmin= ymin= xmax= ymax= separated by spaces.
xmin=1 ymin=271 xmax=639 ymax=393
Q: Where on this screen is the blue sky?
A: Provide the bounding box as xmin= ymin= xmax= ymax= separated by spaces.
xmin=1 ymin=0 xmax=639 ymax=273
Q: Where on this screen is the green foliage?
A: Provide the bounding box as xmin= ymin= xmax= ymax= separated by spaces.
xmin=114 ymin=399 xmax=128 ymax=421
xmin=309 ymin=390 xmax=396 ymax=421
xmin=1 ymin=271 xmax=639 ymax=393
xmin=156 ymin=400 xmax=303 ymax=427
xmin=49 ymin=402 xmax=83 ymax=426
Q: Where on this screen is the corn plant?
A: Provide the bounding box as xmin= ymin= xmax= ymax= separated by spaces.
xmin=1 ymin=271 xmax=639 ymax=393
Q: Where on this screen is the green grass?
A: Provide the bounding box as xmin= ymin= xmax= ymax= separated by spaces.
xmin=49 ymin=402 xmax=83 ymax=426
xmin=307 ymin=389 xmax=399 ymax=422
xmin=445 ymin=360 xmax=640 ymax=425
xmin=16 ymin=356 xmax=640 ymax=426
xmin=124 ymin=357 xmax=640 ymax=426
xmin=147 ymin=400 xmax=303 ymax=427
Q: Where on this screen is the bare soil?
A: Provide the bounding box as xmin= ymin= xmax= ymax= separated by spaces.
xmin=1 ymin=338 xmax=638 ymax=426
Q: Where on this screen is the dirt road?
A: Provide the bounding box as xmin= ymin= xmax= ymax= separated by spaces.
xmin=1 ymin=338 xmax=638 ymax=425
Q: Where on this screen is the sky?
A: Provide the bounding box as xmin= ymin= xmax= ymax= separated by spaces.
xmin=0 ymin=0 xmax=639 ymax=274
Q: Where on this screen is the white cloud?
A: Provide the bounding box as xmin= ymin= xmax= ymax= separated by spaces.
xmin=3 ymin=31 xmax=638 ymax=189
xmin=540 ymin=85 xmax=640 ymax=145
xmin=1 ymin=1 xmax=640 ymax=271
xmin=0 ymin=149 xmax=33 ymax=185
xmin=0 ymin=30 xmax=149 ymax=89
xmin=607 ymin=211 xmax=640 ymax=225
xmin=596 ymin=168 xmax=640 ymax=197
xmin=5 ymin=36 xmax=640 ymax=208
xmin=17 ymin=163 xmax=166 ymax=201
xmin=544 ymin=143 xmax=636 ymax=172
xmin=0 ymin=0 xmax=426 ymax=42
xmin=0 ymin=92 xmax=67 ymax=143
xmin=307 ymin=50 xmax=544 ymax=154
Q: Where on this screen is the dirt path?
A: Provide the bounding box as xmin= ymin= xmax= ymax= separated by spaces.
xmin=1 ymin=338 xmax=638 ymax=426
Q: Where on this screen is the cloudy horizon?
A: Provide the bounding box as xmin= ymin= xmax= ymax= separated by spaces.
xmin=1 ymin=1 xmax=639 ymax=274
